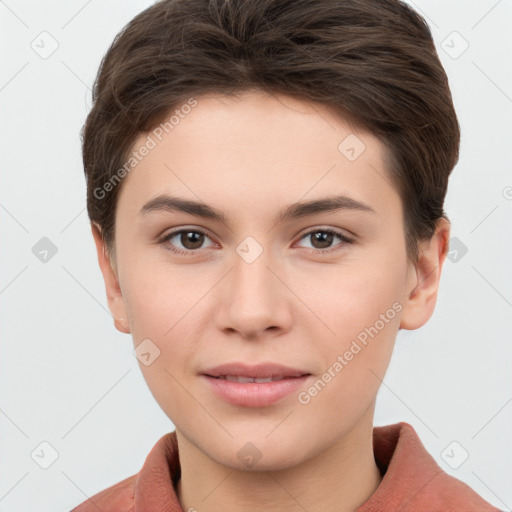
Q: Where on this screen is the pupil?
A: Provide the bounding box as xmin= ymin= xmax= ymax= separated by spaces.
xmin=313 ymin=231 xmax=332 ymax=249
xmin=182 ymin=232 xmax=203 ymax=249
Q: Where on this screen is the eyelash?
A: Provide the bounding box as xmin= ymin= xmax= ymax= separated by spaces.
xmin=157 ymin=227 xmax=354 ymax=257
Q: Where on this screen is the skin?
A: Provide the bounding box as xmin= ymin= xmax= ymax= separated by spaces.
xmin=92 ymin=89 xmax=450 ymax=512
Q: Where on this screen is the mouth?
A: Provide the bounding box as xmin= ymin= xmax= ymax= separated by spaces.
xmin=208 ymin=375 xmax=302 ymax=383
xmin=201 ymin=362 xmax=311 ymax=380
xmin=200 ymin=362 xmax=312 ymax=407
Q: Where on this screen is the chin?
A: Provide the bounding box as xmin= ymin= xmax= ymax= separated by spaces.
xmin=208 ymin=436 xmax=311 ymax=473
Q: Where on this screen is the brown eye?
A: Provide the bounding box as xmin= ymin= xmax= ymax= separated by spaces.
xmin=310 ymin=231 xmax=335 ymax=249
xmin=296 ymin=228 xmax=353 ymax=253
xmin=178 ymin=231 xmax=205 ymax=250
xmin=159 ymin=228 xmax=215 ymax=255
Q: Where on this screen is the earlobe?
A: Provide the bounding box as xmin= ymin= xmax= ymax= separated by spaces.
xmin=91 ymin=223 xmax=131 ymax=334
xmin=399 ymin=218 xmax=451 ymax=331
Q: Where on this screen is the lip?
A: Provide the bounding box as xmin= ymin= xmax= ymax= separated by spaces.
xmin=201 ymin=362 xmax=311 ymax=379
xmin=200 ymin=362 xmax=312 ymax=408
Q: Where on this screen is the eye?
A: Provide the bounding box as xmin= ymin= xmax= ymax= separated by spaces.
xmin=158 ymin=226 xmax=354 ymax=256
xmin=158 ymin=228 xmax=216 ymax=256
xmin=296 ymin=227 xmax=353 ymax=254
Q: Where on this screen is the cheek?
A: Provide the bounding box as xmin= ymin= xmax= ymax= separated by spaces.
xmin=303 ymin=259 xmax=403 ymax=398
xmin=123 ymin=268 xmax=198 ymax=418
xmin=121 ymin=264 xmax=206 ymax=402
xmin=299 ymin=285 xmax=400 ymax=434
xmin=120 ymin=255 xmax=198 ymax=339
xmin=304 ymin=257 xmax=404 ymax=341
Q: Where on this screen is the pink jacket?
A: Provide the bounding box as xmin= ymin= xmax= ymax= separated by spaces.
xmin=70 ymin=421 xmax=502 ymax=511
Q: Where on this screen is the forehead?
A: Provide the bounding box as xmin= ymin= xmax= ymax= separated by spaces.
xmin=116 ymin=90 xmax=401 ymax=225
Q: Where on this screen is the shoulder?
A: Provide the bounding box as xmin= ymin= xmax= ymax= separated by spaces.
xmin=67 ymin=431 xmax=179 ymax=512
xmin=69 ymin=473 xmax=137 ymax=512
xmin=366 ymin=422 xmax=502 ymax=511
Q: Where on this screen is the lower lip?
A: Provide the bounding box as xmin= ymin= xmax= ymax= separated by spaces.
xmin=201 ymin=375 xmax=311 ymax=407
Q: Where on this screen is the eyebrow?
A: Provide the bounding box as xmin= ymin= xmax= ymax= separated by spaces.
xmin=139 ymin=194 xmax=376 ymax=224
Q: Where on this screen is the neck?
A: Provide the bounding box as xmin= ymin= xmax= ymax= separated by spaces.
xmin=175 ymin=408 xmax=382 ymax=512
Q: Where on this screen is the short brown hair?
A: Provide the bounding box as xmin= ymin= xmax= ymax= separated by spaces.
xmin=82 ymin=0 xmax=460 ymax=265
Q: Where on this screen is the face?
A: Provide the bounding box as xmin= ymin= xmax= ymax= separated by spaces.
xmin=93 ymin=90 xmax=448 ymax=471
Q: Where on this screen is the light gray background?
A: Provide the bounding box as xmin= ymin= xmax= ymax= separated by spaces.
xmin=1 ymin=1 xmax=511 ymax=511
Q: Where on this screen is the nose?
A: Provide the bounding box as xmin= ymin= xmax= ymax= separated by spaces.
xmin=215 ymin=244 xmax=293 ymax=341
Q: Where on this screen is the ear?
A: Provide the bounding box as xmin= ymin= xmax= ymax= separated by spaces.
xmin=91 ymin=223 xmax=131 ymax=334
xmin=400 ymin=218 xmax=451 ymax=330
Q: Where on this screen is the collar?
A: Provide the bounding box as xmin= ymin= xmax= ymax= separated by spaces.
xmin=75 ymin=422 xmax=500 ymax=511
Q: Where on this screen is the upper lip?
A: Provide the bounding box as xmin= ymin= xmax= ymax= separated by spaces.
xmin=201 ymin=362 xmax=311 ymax=379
